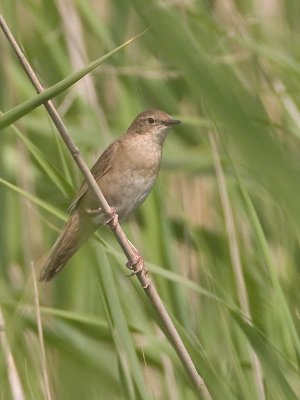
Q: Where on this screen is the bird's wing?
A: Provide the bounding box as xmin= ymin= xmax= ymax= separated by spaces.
xmin=67 ymin=139 xmax=120 ymax=214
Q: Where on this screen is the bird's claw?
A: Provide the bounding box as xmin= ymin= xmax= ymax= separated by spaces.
xmin=86 ymin=206 xmax=119 ymax=229
xmin=126 ymin=255 xmax=148 ymax=276
xmin=104 ymin=207 xmax=119 ymax=230
xmin=126 ymin=256 xmax=143 ymax=274
xmin=126 ymin=257 xmax=150 ymax=288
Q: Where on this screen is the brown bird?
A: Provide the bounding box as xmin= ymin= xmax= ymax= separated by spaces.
xmin=39 ymin=109 xmax=181 ymax=281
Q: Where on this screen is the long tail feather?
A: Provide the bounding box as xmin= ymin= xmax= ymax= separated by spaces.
xmin=39 ymin=212 xmax=95 ymax=281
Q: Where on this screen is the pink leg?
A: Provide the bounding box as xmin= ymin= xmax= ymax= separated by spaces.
xmin=104 ymin=207 xmax=119 ymax=230
xmin=86 ymin=206 xmax=119 ymax=229
xmin=126 ymin=240 xmax=148 ymax=276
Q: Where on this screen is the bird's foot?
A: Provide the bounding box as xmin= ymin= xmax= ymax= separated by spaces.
xmin=86 ymin=206 xmax=119 ymax=229
xmin=125 ymin=240 xmax=148 ymax=275
xmin=126 ymin=256 xmax=150 ymax=288
xmin=126 ymin=254 xmax=147 ymax=275
xmin=126 ymin=250 xmax=150 ymax=289
xmin=104 ymin=207 xmax=119 ymax=230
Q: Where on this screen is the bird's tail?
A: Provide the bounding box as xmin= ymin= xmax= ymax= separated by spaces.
xmin=39 ymin=212 xmax=95 ymax=281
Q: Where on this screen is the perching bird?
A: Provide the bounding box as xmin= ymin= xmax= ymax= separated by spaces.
xmin=39 ymin=109 xmax=181 ymax=281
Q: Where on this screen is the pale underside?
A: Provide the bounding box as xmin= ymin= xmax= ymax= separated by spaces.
xmin=69 ymin=131 xmax=163 ymax=224
xmin=89 ymin=171 xmax=157 ymax=224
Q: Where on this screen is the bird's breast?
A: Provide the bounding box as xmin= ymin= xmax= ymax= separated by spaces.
xmin=114 ymin=164 xmax=158 ymax=219
xmin=88 ymin=135 xmax=163 ymax=224
xmin=109 ymin=139 xmax=162 ymax=219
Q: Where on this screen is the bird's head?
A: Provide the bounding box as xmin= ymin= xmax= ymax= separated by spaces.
xmin=127 ymin=109 xmax=181 ymax=144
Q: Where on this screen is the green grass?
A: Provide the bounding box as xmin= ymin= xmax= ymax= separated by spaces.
xmin=1 ymin=1 xmax=300 ymax=399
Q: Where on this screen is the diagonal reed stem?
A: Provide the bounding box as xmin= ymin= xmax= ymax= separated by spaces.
xmin=0 ymin=15 xmax=210 ymax=398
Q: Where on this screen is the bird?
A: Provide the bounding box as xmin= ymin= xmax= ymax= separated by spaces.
xmin=39 ymin=109 xmax=181 ymax=281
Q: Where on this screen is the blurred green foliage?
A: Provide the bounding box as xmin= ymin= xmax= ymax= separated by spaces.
xmin=1 ymin=0 xmax=300 ymax=399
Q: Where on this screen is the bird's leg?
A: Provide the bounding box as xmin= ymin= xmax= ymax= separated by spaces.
xmin=86 ymin=206 xmax=119 ymax=230
xmin=103 ymin=207 xmax=119 ymax=230
xmin=126 ymin=240 xmax=148 ymax=276
xmin=126 ymin=247 xmax=150 ymax=288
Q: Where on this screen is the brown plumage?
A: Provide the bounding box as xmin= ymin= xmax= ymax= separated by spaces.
xmin=39 ymin=109 xmax=181 ymax=281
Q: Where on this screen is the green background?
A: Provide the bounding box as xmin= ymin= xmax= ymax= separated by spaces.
xmin=1 ymin=0 xmax=300 ymax=399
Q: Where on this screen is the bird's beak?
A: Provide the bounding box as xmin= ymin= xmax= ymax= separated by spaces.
xmin=163 ymin=118 xmax=182 ymax=126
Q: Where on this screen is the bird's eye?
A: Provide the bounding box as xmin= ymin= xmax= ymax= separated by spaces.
xmin=147 ymin=117 xmax=155 ymax=125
